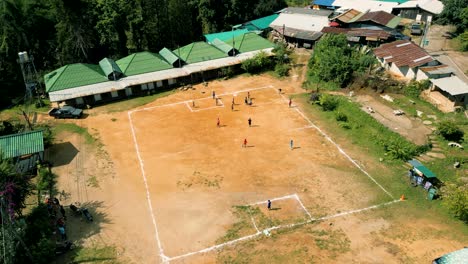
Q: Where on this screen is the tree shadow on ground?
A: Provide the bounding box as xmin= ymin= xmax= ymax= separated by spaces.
xmin=52 ymin=200 xmax=114 ymax=263
xmin=46 ymin=142 xmax=79 ymax=166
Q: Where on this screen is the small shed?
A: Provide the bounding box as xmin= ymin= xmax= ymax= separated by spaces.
xmin=0 ymin=130 xmax=44 ymax=173
xmin=428 ymin=76 xmax=468 ymax=111
xmin=211 ymin=39 xmax=238 ymax=56
xmin=99 ymin=58 xmax=123 ymax=80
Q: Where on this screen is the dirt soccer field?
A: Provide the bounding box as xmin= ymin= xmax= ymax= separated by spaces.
xmin=49 ymin=72 xmax=467 ymax=264
xmin=126 ymin=81 xmax=395 ymax=261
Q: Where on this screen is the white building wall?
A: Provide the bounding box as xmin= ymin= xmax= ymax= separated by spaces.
xmin=416 ymin=70 xmax=429 ymax=81
xmin=405 ymin=67 xmax=417 ymax=80
xmin=389 ymin=63 xmax=405 ymax=77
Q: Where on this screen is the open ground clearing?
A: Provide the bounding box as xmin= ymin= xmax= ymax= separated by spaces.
xmin=48 ymin=73 xmax=467 ymax=263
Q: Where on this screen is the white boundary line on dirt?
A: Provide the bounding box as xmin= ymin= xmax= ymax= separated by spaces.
xmin=128 ymin=85 xmax=397 ymax=263
xmin=184 ymin=102 xmax=194 ymax=112
xmin=167 ymin=199 xmax=401 ymax=262
xmin=289 ymin=125 xmax=314 ymax=131
xmin=279 ymin=93 xmax=394 ymax=199
xmin=294 ymin=194 xmax=313 ymax=220
xmin=132 ymin=85 xmax=272 ymax=114
xmin=248 ymin=194 xmax=296 ymax=206
xmin=127 ymin=111 xmax=170 ymax=263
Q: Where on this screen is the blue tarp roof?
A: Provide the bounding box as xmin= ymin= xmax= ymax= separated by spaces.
xmin=408 ymin=159 xmax=437 ymax=178
xmin=313 ymin=0 xmax=335 ymax=7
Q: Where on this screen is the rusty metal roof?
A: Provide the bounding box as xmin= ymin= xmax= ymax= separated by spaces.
xmin=332 ymin=9 xmax=363 ymax=23
xmin=271 ymin=26 xmax=323 ymax=41
xmin=356 ymin=11 xmax=400 ymax=28
xmin=419 ymin=65 xmax=454 ymax=74
xmin=373 ymin=40 xmax=434 ymax=68
xmin=322 ymin=27 xmax=391 ymax=40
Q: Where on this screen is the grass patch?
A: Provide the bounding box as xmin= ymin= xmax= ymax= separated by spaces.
xmin=86 ymin=175 xmax=100 ymax=188
xmin=93 ymin=90 xmax=175 ymax=113
xmin=71 ymin=245 xmax=120 ymax=264
xmin=216 ymin=206 xmax=257 ymax=244
xmin=303 ymin=77 xmax=340 ymax=91
xmin=52 ymin=123 xmax=96 ymax=144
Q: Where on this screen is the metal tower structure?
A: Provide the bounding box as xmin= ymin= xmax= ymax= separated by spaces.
xmin=17 ymin=51 xmax=40 ymax=130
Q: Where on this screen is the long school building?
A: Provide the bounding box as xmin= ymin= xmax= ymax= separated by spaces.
xmin=44 ymin=33 xmax=274 ymax=107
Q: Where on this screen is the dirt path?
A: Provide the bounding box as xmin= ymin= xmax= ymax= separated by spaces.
xmin=353 ymin=94 xmax=432 ymax=145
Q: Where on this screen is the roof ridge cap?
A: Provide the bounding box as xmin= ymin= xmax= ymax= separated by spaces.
xmin=47 ymin=64 xmax=69 ymax=92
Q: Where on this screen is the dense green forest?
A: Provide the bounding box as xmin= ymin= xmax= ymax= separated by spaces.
xmin=0 ymin=0 xmax=287 ymax=108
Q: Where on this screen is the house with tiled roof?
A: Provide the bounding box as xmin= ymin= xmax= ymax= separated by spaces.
xmin=373 ymin=40 xmax=438 ymax=79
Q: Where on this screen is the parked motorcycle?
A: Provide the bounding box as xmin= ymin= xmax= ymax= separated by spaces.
xmin=69 ymin=204 xmax=93 ymax=222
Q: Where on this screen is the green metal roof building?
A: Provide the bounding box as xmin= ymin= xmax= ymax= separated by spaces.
xmin=44 ymin=63 xmax=108 ymax=93
xmin=99 ymin=58 xmax=123 ymax=80
xmin=173 ymin=42 xmax=228 ymax=64
xmin=232 ymin=33 xmax=275 ymax=53
xmin=204 ymin=29 xmax=250 ymax=43
xmin=159 ymin=48 xmax=185 ymax=67
xmin=0 ymin=130 xmax=44 ymax=159
xmin=211 ymin=39 xmax=237 ymax=56
xmin=243 ymin=14 xmax=279 ymax=31
xmin=116 ymin=51 xmax=173 ymax=76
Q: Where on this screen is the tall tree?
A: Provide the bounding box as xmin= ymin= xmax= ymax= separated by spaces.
xmin=52 ymin=0 xmax=100 ymax=64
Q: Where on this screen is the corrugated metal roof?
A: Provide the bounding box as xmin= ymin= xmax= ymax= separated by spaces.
xmin=44 ymin=64 xmax=108 ymax=93
xmin=204 ymin=29 xmax=249 ymax=43
xmin=355 ymin=11 xmax=401 ymax=28
xmin=116 ymin=52 xmax=173 ymax=76
xmin=333 ymin=0 xmax=398 ymax=13
xmin=232 ymin=32 xmax=275 ymax=53
xmin=271 ymin=26 xmax=324 ymax=40
xmin=419 ymin=65 xmax=454 ymax=74
xmin=395 ymin=0 xmax=444 ymax=14
xmin=0 ymin=130 xmax=44 ymax=159
xmin=99 ymin=58 xmax=123 ymax=79
xmin=280 ymin=7 xmax=333 ymax=16
xmin=243 ymin=14 xmax=279 ymax=31
xmin=373 ymin=40 xmax=434 ymax=67
xmin=333 ymin=9 xmax=363 ymax=23
xmin=48 ymin=48 xmax=274 ymax=102
xmin=159 ymin=48 xmax=181 ymax=65
xmin=322 ymin=27 xmax=391 ymax=39
xmin=377 ymin=0 xmax=408 ymax=3
xmin=173 ymin=42 xmax=228 ymax=64
xmin=270 ymin=13 xmax=329 ymax=32
xmin=430 ymin=76 xmax=468 ymax=96
xmin=211 ymin=39 xmax=235 ymax=54
xmin=313 ymin=0 xmax=335 ymax=6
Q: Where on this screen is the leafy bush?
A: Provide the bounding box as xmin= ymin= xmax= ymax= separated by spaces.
xmin=309 ymin=92 xmax=321 ymax=103
xmin=274 ymin=63 xmax=290 ymax=77
xmin=441 ymin=181 xmax=468 ymax=223
xmin=383 ymin=138 xmax=417 ymax=160
xmin=404 ymin=80 xmax=431 ymax=98
xmin=335 ymin=111 xmax=348 ymax=122
xmin=319 ymin=94 xmax=339 ymax=111
xmin=339 ymin=122 xmax=352 ymax=129
xmin=458 ymin=31 xmax=468 ymax=51
xmin=437 ymin=121 xmax=464 ymax=142
xmin=272 ymin=42 xmax=291 ymax=64
xmin=241 ymin=52 xmax=273 ymax=73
